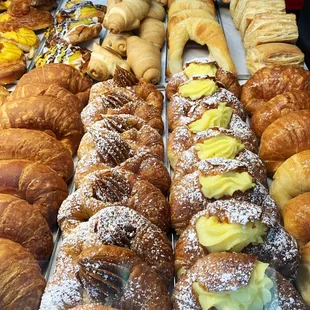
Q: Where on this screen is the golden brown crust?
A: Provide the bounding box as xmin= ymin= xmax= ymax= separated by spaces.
xmin=251 ymin=91 xmax=310 ymax=137
xmin=259 ymin=110 xmax=310 ymax=174
xmin=241 ymin=65 xmax=310 ymax=114
xmin=0 ymin=85 xmax=8 ymax=104
xmin=0 ymin=193 xmax=53 ymax=261
xmin=0 ymin=238 xmax=46 ymax=310
xmin=0 ymin=95 xmax=84 ymax=154
xmin=0 ymin=128 xmax=74 ymax=182
xmin=0 ymin=159 xmax=68 ymax=226
xmin=0 ymin=57 xmax=26 ymax=85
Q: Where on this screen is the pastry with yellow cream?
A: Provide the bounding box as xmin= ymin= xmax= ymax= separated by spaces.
xmin=172 ymin=252 xmax=308 ymax=310
xmin=0 ymin=0 xmax=10 ymax=11
xmin=170 ymin=158 xmax=277 ymax=234
xmin=166 ymin=58 xmax=241 ymax=100
xmin=0 ymin=41 xmax=25 ymax=85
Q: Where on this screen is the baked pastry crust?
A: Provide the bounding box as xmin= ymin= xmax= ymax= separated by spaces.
xmin=0 ymin=54 xmax=25 ymax=85
xmin=0 ymin=85 xmax=8 ymax=104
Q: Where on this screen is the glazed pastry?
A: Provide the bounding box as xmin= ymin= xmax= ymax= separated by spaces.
xmin=170 ymin=158 xmax=278 ymax=234
xmin=166 ymin=58 xmax=241 ymax=100
xmin=172 ymin=252 xmax=308 ymax=310
xmin=241 ymin=65 xmax=310 ymax=114
xmin=0 ymin=159 xmax=68 ymax=226
xmin=138 ymin=17 xmax=165 ymax=49
xmin=251 ymin=90 xmax=310 ymax=137
xmin=35 ymin=43 xmax=91 ymax=73
xmin=259 ymin=110 xmax=310 ymax=174
xmin=0 ymin=238 xmax=46 ymax=310
xmin=246 ymin=43 xmax=304 ymax=75
xmin=0 ymin=128 xmax=74 ymax=182
xmin=175 ymin=200 xmax=299 ymax=279
xmin=101 ymin=31 xmax=132 ymax=57
xmin=15 ymin=63 xmax=92 ymax=105
xmin=58 ymin=167 xmax=170 ymax=234
xmin=0 ymin=193 xmax=53 ymax=261
xmin=75 ymin=117 xmax=170 ymax=193
xmin=0 ymin=95 xmax=84 ymax=154
xmin=297 ymin=242 xmax=310 ymax=306
xmin=270 ymin=150 xmax=310 ymax=210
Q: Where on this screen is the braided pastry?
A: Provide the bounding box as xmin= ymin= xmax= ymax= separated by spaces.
xmin=58 ymin=167 xmax=170 ymax=234
xmin=172 ymin=252 xmax=308 ymax=310
xmin=0 ymin=159 xmax=68 ymax=226
xmin=170 ymin=158 xmax=278 ymax=234
xmin=76 ymin=117 xmax=170 ymax=193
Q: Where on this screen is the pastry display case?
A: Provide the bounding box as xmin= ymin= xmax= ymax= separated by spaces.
xmin=0 ymin=0 xmax=310 ymax=309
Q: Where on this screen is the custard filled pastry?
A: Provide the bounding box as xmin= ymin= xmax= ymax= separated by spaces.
xmin=170 ymin=158 xmax=278 ymax=234
xmin=58 ymin=167 xmax=170 ymax=234
xmin=0 ymin=0 xmax=10 ymax=11
xmin=172 ymin=252 xmax=308 ymax=310
xmin=166 ymin=59 xmax=241 ymax=100
xmin=168 ymin=114 xmax=258 ymax=169
xmin=175 ymin=199 xmax=299 ymax=279
xmin=76 ymin=117 xmax=170 ymax=193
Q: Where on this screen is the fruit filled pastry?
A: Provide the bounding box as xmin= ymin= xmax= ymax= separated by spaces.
xmin=0 ymin=41 xmax=25 ymax=85
xmin=241 ymin=65 xmax=310 ymax=115
xmin=168 ymin=111 xmax=257 ymax=169
xmin=172 ymin=252 xmax=308 ymax=310
xmin=58 ymin=167 xmax=170 ymax=235
xmin=297 ymin=242 xmax=310 ymax=307
xmin=170 ymin=158 xmax=278 ymax=234
xmin=175 ymin=199 xmax=300 ymax=279
xmin=35 ymin=43 xmax=91 ymax=73
xmin=40 ymin=207 xmax=173 ymax=308
xmin=75 ymin=117 xmax=170 ymax=193
xmin=166 ymin=59 xmax=241 ymax=100
xmin=168 ymin=76 xmax=246 ymax=131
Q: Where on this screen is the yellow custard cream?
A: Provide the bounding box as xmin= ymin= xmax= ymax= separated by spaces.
xmin=188 ymin=103 xmax=233 ymax=133
xmin=193 ymin=261 xmax=273 ymax=310
xmin=195 ymin=216 xmax=267 ymax=253
xmin=184 ymin=62 xmax=217 ymax=78
xmin=199 ymin=172 xmax=255 ymax=199
xmin=179 ymin=78 xmax=218 ymax=100
xmin=0 ymin=42 xmax=23 ymax=63
xmin=1 ymin=28 xmax=37 ymax=47
xmin=0 ymin=12 xmax=10 ymax=22
xmin=195 ymin=135 xmax=244 ymax=160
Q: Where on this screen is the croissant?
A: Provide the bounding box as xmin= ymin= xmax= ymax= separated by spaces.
xmin=101 ymin=31 xmax=132 ymax=57
xmin=0 ymin=95 xmax=84 ymax=154
xmin=175 ymin=200 xmax=299 ymax=279
xmin=170 ymin=158 xmax=278 ymax=234
xmin=259 ymin=110 xmax=310 ymax=174
xmin=138 ymin=17 xmax=165 ymax=49
xmin=0 ymin=193 xmax=53 ymax=261
xmin=15 ymin=63 xmax=92 ymax=105
xmin=297 ymin=242 xmax=310 ymax=307
xmin=147 ymin=0 xmax=165 ymax=20
xmin=270 ymin=150 xmax=310 ymax=210
xmin=0 ymin=238 xmax=46 ymax=310
xmin=0 ymin=85 xmax=8 ymax=104
xmin=0 ymin=159 xmax=68 ymax=226
xmin=0 ymin=129 xmax=74 ymax=182
xmin=127 ymin=36 xmax=161 ymax=84
xmin=58 ymin=167 xmax=170 ymax=235
xmin=172 ymin=252 xmax=308 ymax=310
xmin=241 ymin=65 xmax=310 ymax=115
xmin=251 ymin=91 xmax=310 ymax=137
xmin=104 ymin=0 xmax=151 ymax=33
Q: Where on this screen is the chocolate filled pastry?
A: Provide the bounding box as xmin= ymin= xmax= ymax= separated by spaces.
xmin=168 ymin=114 xmax=258 ymax=169
xmin=35 ymin=43 xmax=91 ymax=73
xmin=15 ymin=63 xmax=92 ymax=105
xmin=168 ymin=77 xmax=246 ymax=131
xmin=0 ymin=238 xmax=46 ymax=310
xmin=170 ymin=158 xmax=278 ymax=234
xmin=175 ymin=199 xmax=299 ymax=279
xmin=241 ymin=65 xmax=310 ymax=115
xmin=0 ymin=95 xmax=84 ymax=154
xmin=0 ymin=193 xmax=53 ymax=261
xmin=166 ymin=59 xmax=241 ymax=100
xmin=75 ymin=117 xmax=170 ymax=193
xmin=0 ymin=159 xmax=68 ymax=227
xmin=172 ymin=252 xmax=308 ymax=310
xmin=58 ymin=167 xmax=170 ymax=235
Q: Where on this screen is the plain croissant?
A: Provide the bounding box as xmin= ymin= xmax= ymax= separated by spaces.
xmin=138 ymin=17 xmax=165 ymax=49
xmin=104 ymin=0 xmax=151 ymax=33
xmin=147 ymin=0 xmax=166 ymax=20
xmin=127 ymin=36 xmax=161 ymax=84
xmin=102 ymin=31 xmax=132 ymax=56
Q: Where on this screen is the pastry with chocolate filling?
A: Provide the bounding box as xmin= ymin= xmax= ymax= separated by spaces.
xmin=175 ymin=199 xmax=299 ymax=279
xmin=173 ymin=252 xmax=308 ymax=310
xmin=166 ymin=58 xmax=241 ymax=100
xmin=76 ymin=115 xmax=170 ymax=193
xmin=170 ymin=158 xmax=278 ymax=234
